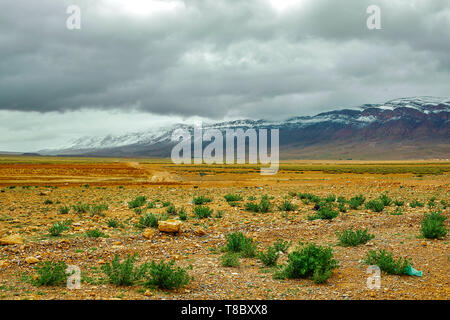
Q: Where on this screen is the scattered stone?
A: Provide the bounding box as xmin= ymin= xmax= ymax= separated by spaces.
xmin=158 ymin=220 xmax=182 ymax=233
xmin=194 ymin=228 xmax=207 ymax=236
xmin=142 ymin=228 xmax=156 ymax=239
xmin=25 ymin=256 xmax=39 ymax=264
xmin=0 ymin=234 xmax=23 ymax=245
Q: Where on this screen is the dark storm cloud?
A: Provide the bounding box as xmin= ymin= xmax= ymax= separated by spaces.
xmin=0 ymin=0 xmax=449 ymax=120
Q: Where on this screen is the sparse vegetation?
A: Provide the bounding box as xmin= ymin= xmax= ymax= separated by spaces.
xmin=101 ymin=255 xmax=148 ymax=286
xmin=32 ymin=261 xmax=69 ymax=286
xmin=365 ymin=199 xmax=385 ymax=212
xmin=275 ymin=243 xmax=338 ymax=284
xmin=193 ymin=206 xmax=213 ymax=219
xmin=364 ymin=250 xmax=411 ymax=275
xmin=145 ymin=260 xmax=191 ymax=290
xmin=421 ymin=211 xmax=447 ymax=239
xmin=336 ymin=228 xmax=374 ymax=246
xmin=128 ymin=196 xmax=147 ymax=209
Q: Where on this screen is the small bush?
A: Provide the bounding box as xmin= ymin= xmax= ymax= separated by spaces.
xmin=193 ymin=206 xmax=213 ymax=219
xmin=278 ymin=200 xmax=299 ymax=212
xmin=308 ymin=206 xmax=339 ymax=220
xmin=138 ymin=212 xmax=167 ymax=228
xmin=391 ymin=207 xmax=404 ymax=215
xmin=394 ymin=200 xmax=404 ymax=206
xmin=258 ymin=246 xmax=279 ymax=266
xmin=336 ymin=228 xmax=374 ymax=247
xmin=85 ymin=229 xmax=108 ymax=238
xmin=147 ymin=201 xmax=155 ymax=209
xmin=193 ymin=196 xmax=212 ymax=205
xmin=364 ymin=250 xmax=411 ymax=275
xmin=325 ymin=195 xmax=336 ymax=203
xmin=273 ymin=239 xmax=291 ymax=253
xmin=72 ymin=202 xmax=90 ymax=214
xmin=107 ymin=219 xmax=119 ymax=228
xmin=33 ymin=261 xmax=68 ymax=286
xmin=348 ymin=195 xmax=365 ymax=210
xmin=410 ymin=200 xmax=424 ymax=208
xmin=101 ymin=254 xmax=148 ymax=286
xmin=421 ymin=211 xmax=447 ymax=239
xmin=224 ymin=194 xmax=243 ymax=202
xmin=225 ymin=232 xmax=257 ymax=257
xmin=89 ymin=204 xmax=108 ymax=216
xmin=276 ymin=243 xmax=338 ymax=284
xmin=379 ymin=193 xmax=392 ymax=206
xmin=166 ymin=204 xmax=177 ymax=215
xmin=58 ymin=206 xmax=70 ymax=214
xmin=221 ymin=252 xmax=240 ymax=267
xmin=178 ymin=208 xmax=188 ymax=221
xmin=48 ymin=222 xmax=70 ymax=237
xmin=365 ymin=199 xmax=385 ymax=212
xmin=43 ymin=199 xmax=53 ymax=205
xmin=245 ymin=195 xmax=272 ymax=213
xmin=338 ymin=202 xmax=347 ymax=213
xmin=128 ymin=196 xmax=147 ymax=209
xmin=145 ymin=260 xmax=191 ymax=290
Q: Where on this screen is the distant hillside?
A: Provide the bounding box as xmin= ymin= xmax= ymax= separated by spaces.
xmin=39 ymin=97 xmax=450 ymax=160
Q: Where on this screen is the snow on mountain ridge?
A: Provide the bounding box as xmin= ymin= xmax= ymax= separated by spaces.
xmin=56 ymin=96 xmax=450 ymax=151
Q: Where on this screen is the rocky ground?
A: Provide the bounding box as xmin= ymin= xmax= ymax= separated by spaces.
xmin=0 ymin=159 xmax=448 ymax=300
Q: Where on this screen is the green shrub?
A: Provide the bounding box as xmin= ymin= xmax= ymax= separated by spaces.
xmin=421 ymin=211 xmax=447 ymax=239
xmin=193 ymin=206 xmax=213 ymax=219
xmin=394 ymin=200 xmax=404 ymax=206
xmin=336 ymin=228 xmax=374 ymax=247
xmin=379 ymin=193 xmax=392 ymax=206
xmin=338 ymin=202 xmax=347 ymax=213
xmin=244 ymin=202 xmax=260 ymax=212
xmin=391 ymin=207 xmax=404 ymax=216
xmin=245 ymin=195 xmax=271 ymax=213
xmin=308 ymin=206 xmax=339 ymax=220
xmin=85 ymin=229 xmax=108 ymax=238
xmin=258 ymin=246 xmax=279 ymax=266
xmin=89 ymin=204 xmax=108 ymax=216
xmin=48 ymin=221 xmax=70 ymax=237
xmin=193 ymin=196 xmax=212 ymax=205
xmin=224 ymin=194 xmax=243 ymax=202
xmin=138 ymin=212 xmax=167 ymax=228
xmin=72 ymin=202 xmax=90 ymax=214
xmin=273 ymin=239 xmax=291 ymax=253
xmin=221 ymin=252 xmax=240 ymax=267
xmin=107 ymin=219 xmax=119 ymax=228
xmin=276 ymin=243 xmax=338 ymax=284
xmin=225 ymin=232 xmax=257 ymax=257
xmin=147 ymin=201 xmax=155 ymax=209
xmin=364 ymin=250 xmax=411 ymax=275
xmin=410 ymin=200 xmax=424 ymax=208
xmin=348 ymin=195 xmax=365 ymax=209
xmin=33 ymin=261 xmax=68 ymax=286
xmin=43 ymin=199 xmax=53 ymax=205
xmin=278 ymin=200 xmax=299 ymax=212
xmin=134 ymin=207 xmax=146 ymax=215
xmin=145 ymin=260 xmax=191 ymax=290
xmin=128 ymin=196 xmax=147 ymax=209
xmin=101 ymin=254 xmax=148 ymax=286
xmin=166 ymin=204 xmax=177 ymax=215
xmin=58 ymin=206 xmax=70 ymax=214
xmin=365 ymin=199 xmax=385 ymax=212
xmin=325 ymin=195 xmax=336 ymax=203
xmin=178 ymin=208 xmax=188 ymax=221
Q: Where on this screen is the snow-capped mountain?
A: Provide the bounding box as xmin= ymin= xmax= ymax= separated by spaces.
xmin=40 ymin=97 xmax=450 ymax=159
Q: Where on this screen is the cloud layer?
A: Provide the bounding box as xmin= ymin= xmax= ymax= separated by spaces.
xmin=0 ymin=0 xmax=449 ymax=150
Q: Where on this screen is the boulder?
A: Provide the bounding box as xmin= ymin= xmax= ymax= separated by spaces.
xmin=158 ymin=219 xmax=182 ymax=233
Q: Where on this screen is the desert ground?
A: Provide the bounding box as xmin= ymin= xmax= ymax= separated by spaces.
xmin=0 ymin=156 xmax=448 ymax=300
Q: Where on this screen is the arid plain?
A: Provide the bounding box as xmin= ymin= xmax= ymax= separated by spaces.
xmin=0 ymin=156 xmax=448 ymax=300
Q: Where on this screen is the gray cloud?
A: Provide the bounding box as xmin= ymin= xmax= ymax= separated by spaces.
xmin=0 ymin=0 xmax=449 ymax=122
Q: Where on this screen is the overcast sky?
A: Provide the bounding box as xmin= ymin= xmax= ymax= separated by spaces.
xmin=1 ymin=0 xmax=449 ymax=151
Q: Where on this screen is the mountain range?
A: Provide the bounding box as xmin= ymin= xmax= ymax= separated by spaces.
xmin=39 ymin=96 xmax=450 ymax=160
